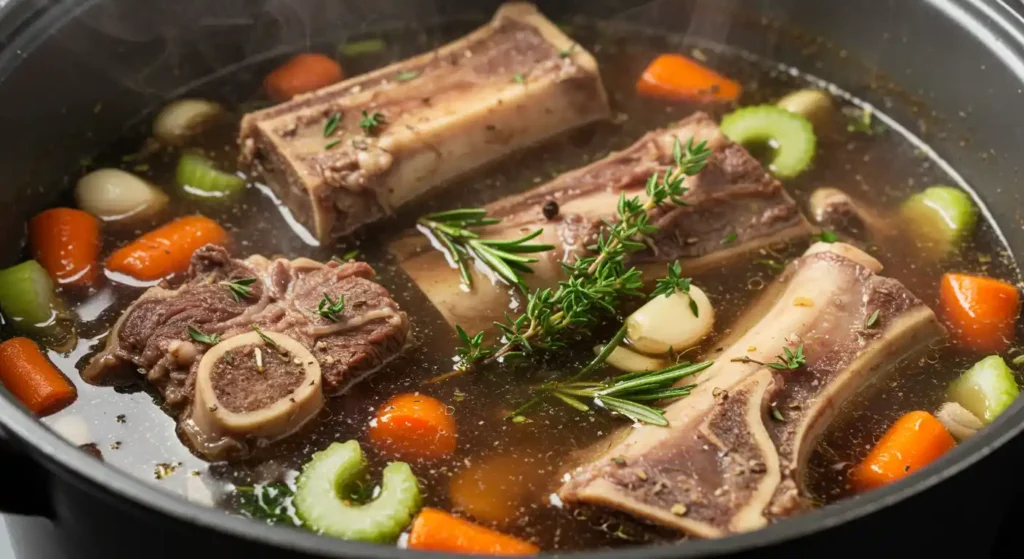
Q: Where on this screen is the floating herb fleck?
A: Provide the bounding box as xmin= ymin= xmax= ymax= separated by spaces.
xmin=559 ymin=43 xmax=577 ymax=58
xmin=322 ymin=112 xmax=341 ymax=137
xmin=234 ymin=483 xmax=301 ymax=526
xmin=358 ymin=110 xmax=385 ymax=135
xmin=771 ymin=404 xmax=785 ymax=422
xmin=513 ymin=73 xmax=525 ymax=85
xmin=187 ymin=326 xmax=220 ymax=345
xmin=340 ymin=38 xmax=386 ymax=57
xmin=731 ymin=344 xmax=806 ymax=370
xmin=721 ymin=232 xmax=738 ymax=244
xmin=755 ymin=259 xmax=785 ymax=271
xmin=316 ymin=293 xmax=346 ymax=321
xmin=394 ymin=70 xmax=420 ymax=82
xmin=813 ymin=229 xmax=839 ymax=243
xmin=220 ymin=277 xmax=257 ymax=303
xmin=250 ymin=324 xmax=285 ymax=353
xmin=865 ymin=309 xmax=881 ymax=329
xmin=333 ymin=250 xmax=360 ymax=263
xmin=324 ymin=139 xmax=342 ymax=150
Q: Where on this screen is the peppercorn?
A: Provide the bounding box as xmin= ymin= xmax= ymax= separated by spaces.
xmin=542 ymin=200 xmax=559 ymax=219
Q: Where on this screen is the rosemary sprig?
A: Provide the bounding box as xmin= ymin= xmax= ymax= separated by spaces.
xmin=730 ymin=344 xmax=806 ymax=370
xmin=527 ymin=360 xmax=714 ymax=425
xmin=322 ymin=112 xmax=341 ymax=137
xmin=250 ymin=324 xmax=286 ymax=353
xmin=359 ymin=110 xmax=384 ymax=135
xmin=317 ymin=293 xmax=345 ymax=321
xmin=416 ymin=208 xmax=553 ymax=290
xmin=462 ymin=137 xmax=712 ymax=366
xmin=220 ymin=277 xmax=257 ymax=303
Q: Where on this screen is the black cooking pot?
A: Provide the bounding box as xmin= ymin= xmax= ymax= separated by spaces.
xmin=2 ymin=0 xmax=1024 ymax=557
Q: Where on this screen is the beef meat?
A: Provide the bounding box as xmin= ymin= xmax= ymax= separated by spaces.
xmin=85 ymin=245 xmax=409 ymax=459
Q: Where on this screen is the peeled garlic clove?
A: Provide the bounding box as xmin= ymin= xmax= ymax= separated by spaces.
xmin=776 ymin=89 xmax=835 ymax=134
xmin=596 ymin=344 xmax=669 ymax=373
xmin=75 ymin=168 xmax=169 ymax=223
xmin=935 ymin=401 xmax=983 ymax=441
xmin=153 ymin=99 xmax=223 ymax=145
xmin=626 ymin=285 xmax=714 ymax=355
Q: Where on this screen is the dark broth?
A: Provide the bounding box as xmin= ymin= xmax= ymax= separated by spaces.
xmin=24 ymin=18 xmax=1021 ymax=552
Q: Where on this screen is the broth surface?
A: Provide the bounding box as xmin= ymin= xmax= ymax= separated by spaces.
xmin=21 ymin=18 xmax=1021 ymax=551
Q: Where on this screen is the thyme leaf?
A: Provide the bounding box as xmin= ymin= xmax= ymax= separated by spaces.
xmin=358 ymin=110 xmax=385 ymax=135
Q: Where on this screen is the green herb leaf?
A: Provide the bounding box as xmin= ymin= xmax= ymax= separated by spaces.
xmin=187 ymin=326 xmax=220 ymax=345
xmin=339 ymin=38 xmax=386 ymax=57
xmin=324 ymin=139 xmax=342 ymax=150
xmin=721 ymin=232 xmax=738 ymax=244
xmin=649 ymin=261 xmax=697 ymax=317
xmin=394 ymin=70 xmax=420 ymax=82
xmin=771 ymin=404 xmax=785 ymax=422
xmin=513 ymin=73 xmax=525 ymax=85
xmin=250 ymin=325 xmax=285 ymax=353
xmin=322 ymin=112 xmax=341 ymax=137
xmin=813 ymin=229 xmax=839 ymax=243
xmin=358 ymin=110 xmax=385 ymax=135
xmin=233 ymin=483 xmax=301 ymax=526
xmin=316 ymin=293 xmax=345 ymax=322
xmin=865 ymin=309 xmax=881 ymax=329
xmin=219 ymin=277 xmax=258 ymax=303
xmin=559 ymin=43 xmax=577 ymax=58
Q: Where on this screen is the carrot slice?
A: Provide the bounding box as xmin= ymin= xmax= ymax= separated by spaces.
xmin=939 ymin=273 xmax=1021 ymax=352
xmin=368 ymin=393 xmax=456 ymax=461
xmin=106 ymin=215 xmax=228 ymax=281
xmin=852 ymin=411 xmax=955 ymax=492
xmin=408 ymin=508 xmax=539 ymax=555
xmin=636 ymin=53 xmax=741 ymax=103
xmin=264 ymin=53 xmax=344 ymax=102
xmin=0 ymin=337 xmax=76 ymax=415
xmin=29 ymin=208 xmax=101 ymax=287
xmin=450 ymin=453 xmax=542 ymax=526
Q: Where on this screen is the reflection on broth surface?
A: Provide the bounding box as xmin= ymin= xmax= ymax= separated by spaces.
xmin=4 ymin=8 xmax=1018 ymax=553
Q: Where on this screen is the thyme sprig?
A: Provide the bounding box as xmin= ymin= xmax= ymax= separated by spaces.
xmin=416 ymin=208 xmax=553 ymax=290
xmin=730 ymin=344 xmax=806 ymax=370
xmin=359 ymin=110 xmax=385 ymax=135
xmin=650 ymin=260 xmax=697 ymax=317
xmin=458 ymin=137 xmax=712 ymax=368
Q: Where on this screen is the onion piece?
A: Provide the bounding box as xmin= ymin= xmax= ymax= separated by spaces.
xmin=152 ymin=99 xmax=223 ymax=145
xmin=75 ymin=168 xmax=168 ymax=223
xmin=626 ymin=285 xmax=715 ymax=355
xmin=595 ymin=344 xmax=669 ymax=373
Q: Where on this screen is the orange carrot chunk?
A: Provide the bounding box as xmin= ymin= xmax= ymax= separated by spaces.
xmin=29 ymin=208 xmax=101 ymax=287
xmin=264 ymin=53 xmax=344 ymax=102
xmin=939 ymin=273 xmax=1021 ymax=353
xmin=408 ymin=508 xmax=539 ymax=556
xmin=368 ymin=393 xmax=455 ymax=461
xmin=636 ymin=53 xmax=741 ymax=103
xmin=0 ymin=337 xmax=76 ymax=415
xmin=852 ymin=410 xmax=955 ymax=492
xmin=106 ymin=215 xmax=228 ymax=281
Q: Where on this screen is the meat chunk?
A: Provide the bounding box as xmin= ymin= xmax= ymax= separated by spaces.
xmin=84 ymin=246 xmax=409 ymax=459
xmin=390 ymin=112 xmax=812 ymax=332
xmin=558 ymin=242 xmax=944 ymax=537
xmin=239 ymin=2 xmax=610 ymax=240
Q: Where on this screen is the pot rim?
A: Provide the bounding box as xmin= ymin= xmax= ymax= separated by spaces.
xmin=3 ymin=0 xmax=1024 ymax=557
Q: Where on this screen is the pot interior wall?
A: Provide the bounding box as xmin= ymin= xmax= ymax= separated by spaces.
xmin=0 ymin=0 xmax=1023 ymax=556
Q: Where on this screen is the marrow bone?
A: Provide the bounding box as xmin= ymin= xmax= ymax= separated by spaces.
xmin=189 ymin=331 xmax=324 ymax=452
xmin=558 ymin=242 xmax=945 ymax=537
xmin=239 ymin=2 xmax=611 ymax=240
